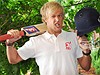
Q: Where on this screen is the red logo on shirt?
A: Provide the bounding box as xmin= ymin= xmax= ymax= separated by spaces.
xmin=65 ymin=42 xmax=71 ymax=50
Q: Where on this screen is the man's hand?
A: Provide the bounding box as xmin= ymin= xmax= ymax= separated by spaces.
xmin=6 ymin=29 xmax=22 ymax=44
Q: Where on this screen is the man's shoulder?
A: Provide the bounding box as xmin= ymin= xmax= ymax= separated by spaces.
xmin=30 ymin=34 xmax=44 ymax=40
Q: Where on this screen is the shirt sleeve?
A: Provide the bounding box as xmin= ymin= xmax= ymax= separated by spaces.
xmin=74 ymin=33 xmax=83 ymax=58
xmin=17 ymin=37 xmax=36 ymax=60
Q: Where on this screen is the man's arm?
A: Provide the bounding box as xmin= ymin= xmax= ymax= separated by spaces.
xmin=77 ymin=36 xmax=92 ymax=71
xmin=6 ymin=45 xmax=23 ymax=64
xmin=78 ymin=51 xmax=91 ymax=71
xmin=6 ymin=29 xmax=23 ymax=64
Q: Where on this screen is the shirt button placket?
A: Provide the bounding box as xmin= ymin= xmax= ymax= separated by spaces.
xmin=54 ymin=37 xmax=60 ymax=52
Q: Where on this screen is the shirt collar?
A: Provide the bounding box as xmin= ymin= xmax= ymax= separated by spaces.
xmin=43 ymin=31 xmax=54 ymax=40
xmin=43 ymin=30 xmax=64 ymax=40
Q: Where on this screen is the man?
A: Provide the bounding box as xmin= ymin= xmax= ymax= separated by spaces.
xmin=6 ymin=1 xmax=91 ymax=75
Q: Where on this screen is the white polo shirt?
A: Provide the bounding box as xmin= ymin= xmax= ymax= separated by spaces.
xmin=17 ymin=30 xmax=83 ymax=75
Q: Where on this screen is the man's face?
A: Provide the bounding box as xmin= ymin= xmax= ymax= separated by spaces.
xmin=45 ymin=9 xmax=64 ymax=34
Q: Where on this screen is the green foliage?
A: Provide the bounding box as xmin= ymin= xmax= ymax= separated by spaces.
xmin=91 ymin=48 xmax=100 ymax=74
xmin=0 ymin=0 xmax=48 ymax=34
xmin=0 ymin=43 xmax=19 ymax=75
xmin=19 ymin=58 xmax=40 ymax=75
xmin=59 ymin=0 xmax=100 ymax=33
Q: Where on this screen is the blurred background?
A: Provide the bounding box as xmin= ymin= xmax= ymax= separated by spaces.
xmin=0 ymin=0 xmax=100 ymax=75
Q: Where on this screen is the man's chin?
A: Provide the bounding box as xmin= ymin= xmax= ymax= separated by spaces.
xmin=55 ymin=29 xmax=62 ymax=33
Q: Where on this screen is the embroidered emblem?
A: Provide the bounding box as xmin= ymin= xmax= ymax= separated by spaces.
xmin=65 ymin=42 xmax=71 ymax=50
